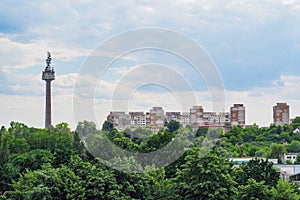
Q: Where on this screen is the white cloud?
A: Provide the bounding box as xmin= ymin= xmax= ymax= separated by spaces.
xmin=0 ymin=38 xmax=45 ymax=69
xmin=1 ymin=0 xmax=300 ymax=129
xmin=225 ymin=74 xmax=300 ymax=126
xmin=1 ymin=71 xmax=300 ymax=129
xmin=0 ymin=37 xmax=90 ymax=70
xmin=273 ymin=75 xmax=300 ymax=88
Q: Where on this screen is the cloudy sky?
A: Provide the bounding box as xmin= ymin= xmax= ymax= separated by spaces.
xmin=1 ymin=0 xmax=300 ymax=129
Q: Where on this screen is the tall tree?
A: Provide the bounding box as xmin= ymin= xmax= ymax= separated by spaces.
xmin=237 ymin=178 xmax=276 ymax=200
xmin=291 ymin=117 xmax=300 ymax=130
xmin=165 ymin=120 xmax=180 ymax=133
xmin=275 ymin=179 xmax=300 ymax=200
xmin=175 ymin=147 xmax=237 ymax=199
xmin=287 ymin=140 xmax=300 ymax=153
xmin=4 ymin=164 xmax=85 ymax=200
xmin=76 ymin=120 xmax=98 ymax=136
xmin=102 ymin=120 xmax=114 ymax=132
xmin=235 ymin=158 xmax=280 ymax=187
xmin=268 ymin=143 xmax=286 ymax=163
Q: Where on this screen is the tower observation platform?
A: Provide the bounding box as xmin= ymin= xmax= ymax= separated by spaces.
xmin=42 ymin=52 xmax=55 ymax=128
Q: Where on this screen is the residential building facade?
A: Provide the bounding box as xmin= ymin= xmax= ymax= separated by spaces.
xmin=230 ymin=104 xmax=246 ymax=127
xmin=149 ymin=107 xmax=165 ymax=128
xmin=190 ymin=106 xmax=204 ymax=124
xmin=165 ymin=112 xmax=181 ymax=122
xmin=273 ymin=103 xmax=290 ymax=125
xmin=129 ymin=112 xmax=147 ymax=127
xmin=106 ymin=105 xmax=241 ymax=130
xmin=106 ymin=112 xmax=131 ymax=130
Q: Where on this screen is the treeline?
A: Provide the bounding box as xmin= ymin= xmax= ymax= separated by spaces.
xmin=221 ymin=117 xmax=300 ymax=163
xmin=0 ymin=119 xmax=300 ymax=199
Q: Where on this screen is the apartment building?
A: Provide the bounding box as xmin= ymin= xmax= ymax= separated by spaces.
xmin=129 ymin=112 xmax=147 ymax=127
xmin=273 ymin=103 xmax=290 ymax=125
xmin=106 ymin=112 xmax=131 ymax=130
xmin=107 ymin=105 xmax=241 ymax=130
xmin=203 ymin=112 xmax=230 ymax=124
xmin=149 ymin=107 xmax=165 ymax=129
xmin=190 ymin=106 xmax=204 ymax=124
xmin=181 ymin=112 xmax=191 ymax=127
xmin=230 ymin=104 xmax=246 ymax=127
xmin=165 ymin=112 xmax=181 ymax=122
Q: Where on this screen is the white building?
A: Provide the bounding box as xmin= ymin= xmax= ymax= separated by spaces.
xmin=282 ymin=153 xmax=298 ymax=164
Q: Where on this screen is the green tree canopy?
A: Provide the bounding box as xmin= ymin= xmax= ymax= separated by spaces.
xmin=175 ymin=147 xmax=237 ymax=199
xmin=236 ymin=158 xmax=280 ymax=187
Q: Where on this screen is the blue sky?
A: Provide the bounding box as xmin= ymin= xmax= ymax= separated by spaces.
xmin=1 ymin=0 xmax=300 ymax=129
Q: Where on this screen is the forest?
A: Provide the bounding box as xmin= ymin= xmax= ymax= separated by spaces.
xmin=1 ymin=118 xmax=300 ymax=199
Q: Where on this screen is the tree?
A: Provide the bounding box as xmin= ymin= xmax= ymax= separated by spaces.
xmin=113 ymin=137 xmax=140 ymax=152
xmin=235 ymin=158 xmax=280 ymax=188
xmin=291 ymin=117 xmax=300 ymax=130
xmin=275 ymin=179 xmax=300 ymax=200
xmin=4 ymin=164 xmax=85 ymax=200
xmin=141 ymin=130 xmax=175 ymax=152
xmin=237 ymin=178 xmax=276 ymax=200
xmin=76 ymin=120 xmax=98 ymax=136
xmin=54 ymin=122 xmax=71 ymax=133
xmin=224 ymin=125 xmax=244 ymax=145
xmin=296 ymin=154 xmax=300 ymax=164
xmin=73 ymin=131 xmax=85 ymax=156
xmin=195 ymin=126 xmax=208 ymax=137
xmin=9 ymin=137 xmax=29 ymax=154
xmin=69 ymin=155 xmax=133 ymax=199
xmin=10 ymin=149 xmax=54 ymax=173
xmin=102 ymin=120 xmax=114 ymax=132
xmin=0 ymin=134 xmax=10 ymax=165
xmin=0 ymin=163 xmax=20 ymax=193
xmin=165 ymin=120 xmax=180 ymax=133
xmin=175 ymin=147 xmax=237 ymax=199
xmin=268 ymin=143 xmax=286 ymax=163
xmin=8 ymin=121 xmax=29 ymax=139
xmin=287 ymin=140 xmax=300 ymax=153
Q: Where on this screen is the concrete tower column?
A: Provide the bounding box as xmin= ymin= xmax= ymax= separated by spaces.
xmin=42 ymin=52 xmax=55 ymax=128
xmin=45 ymin=81 xmax=52 ymax=128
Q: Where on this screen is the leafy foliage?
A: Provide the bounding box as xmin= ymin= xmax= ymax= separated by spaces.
xmin=235 ymin=158 xmax=280 ymax=187
xmin=0 ymin=121 xmax=300 ymax=199
xmin=175 ymin=147 xmax=238 ymax=199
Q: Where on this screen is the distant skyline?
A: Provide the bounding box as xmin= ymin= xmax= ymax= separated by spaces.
xmin=0 ymin=0 xmax=300 ymax=129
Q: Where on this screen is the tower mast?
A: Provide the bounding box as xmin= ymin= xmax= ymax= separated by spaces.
xmin=42 ymin=52 xmax=55 ymax=128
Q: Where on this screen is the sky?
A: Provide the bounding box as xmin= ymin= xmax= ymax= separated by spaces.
xmin=0 ymin=0 xmax=300 ymax=129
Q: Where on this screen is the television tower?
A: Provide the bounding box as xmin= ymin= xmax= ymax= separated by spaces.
xmin=42 ymin=52 xmax=55 ymax=128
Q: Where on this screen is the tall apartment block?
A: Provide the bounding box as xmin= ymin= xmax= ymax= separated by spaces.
xmin=149 ymin=107 xmax=165 ymax=128
xmin=190 ymin=106 xmax=204 ymax=124
xmin=273 ymin=103 xmax=290 ymax=125
xmin=230 ymin=104 xmax=246 ymax=127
